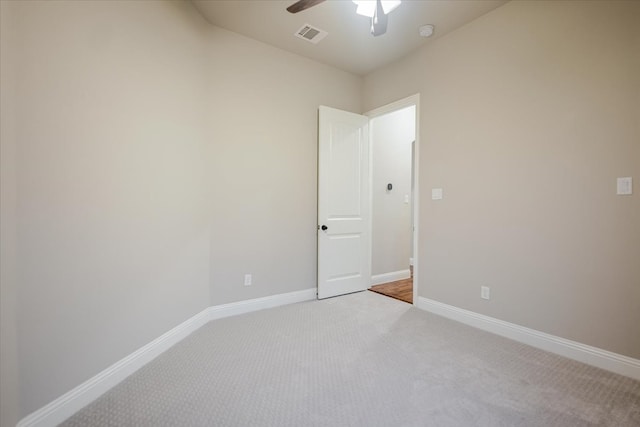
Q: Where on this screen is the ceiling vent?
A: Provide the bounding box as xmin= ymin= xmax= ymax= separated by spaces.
xmin=294 ymin=24 xmax=328 ymax=44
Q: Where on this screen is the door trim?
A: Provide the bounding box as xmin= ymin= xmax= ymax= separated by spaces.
xmin=365 ymin=94 xmax=420 ymax=306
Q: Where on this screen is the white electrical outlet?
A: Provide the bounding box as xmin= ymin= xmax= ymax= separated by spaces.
xmin=617 ymin=177 xmax=632 ymax=195
xmin=244 ymin=274 xmax=252 ymax=286
xmin=481 ymin=286 xmax=490 ymax=300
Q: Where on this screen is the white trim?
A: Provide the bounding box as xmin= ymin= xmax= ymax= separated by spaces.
xmin=17 ymin=288 xmax=317 ymax=427
xmin=370 ymin=269 xmax=411 ymax=286
xmin=365 ymin=94 xmax=420 ymax=119
xmin=417 ymin=297 xmax=640 ymax=380
xmin=208 ymin=288 xmax=317 ymax=320
xmin=17 ymin=308 xmax=211 ymax=427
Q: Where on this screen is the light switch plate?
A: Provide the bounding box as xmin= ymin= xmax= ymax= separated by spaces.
xmin=432 ymin=188 xmax=443 ymax=200
xmin=617 ymin=177 xmax=632 ymax=195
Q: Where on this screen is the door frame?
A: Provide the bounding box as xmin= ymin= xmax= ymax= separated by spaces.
xmin=364 ymin=94 xmax=420 ymax=306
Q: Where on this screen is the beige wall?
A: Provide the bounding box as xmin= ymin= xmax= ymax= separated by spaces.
xmin=204 ymin=26 xmax=361 ymax=306
xmin=12 ymin=0 xmax=213 ymax=415
xmin=2 ymin=0 xmax=361 ymax=420
xmin=1 ymin=2 xmax=20 ymax=426
xmin=364 ymin=0 xmax=640 ymax=358
xmin=3 ymin=0 xmax=639 ymax=424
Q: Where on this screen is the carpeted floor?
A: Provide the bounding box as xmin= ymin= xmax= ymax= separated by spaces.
xmin=62 ymin=291 xmax=640 ymax=426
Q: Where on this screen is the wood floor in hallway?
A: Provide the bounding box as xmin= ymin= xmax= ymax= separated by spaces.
xmin=369 ymin=276 xmax=413 ymax=304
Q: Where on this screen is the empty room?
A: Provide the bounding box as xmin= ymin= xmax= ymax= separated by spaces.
xmin=1 ymin=0 xmax=638 ymax=426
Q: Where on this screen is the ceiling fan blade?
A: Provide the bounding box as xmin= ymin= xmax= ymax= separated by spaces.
xmin=286 ymin=0 xmax=326 ymax=14
xmin=371 ymin=0 xmax=388 ymax=36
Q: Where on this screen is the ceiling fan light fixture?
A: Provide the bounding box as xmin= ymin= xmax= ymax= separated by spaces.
xmin=352 ymin=0 xmax=401 ymax=18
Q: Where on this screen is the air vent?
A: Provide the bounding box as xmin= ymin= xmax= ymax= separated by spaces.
xmin=294 ymin=23 xmax=328 ymax=44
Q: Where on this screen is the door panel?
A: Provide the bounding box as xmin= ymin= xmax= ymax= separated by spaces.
xmin=318 ymin=106 xmax=370 ymax=299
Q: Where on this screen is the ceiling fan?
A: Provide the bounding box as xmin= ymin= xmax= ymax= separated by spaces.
xmin=286 ymin=0 xmax=400 ymax=37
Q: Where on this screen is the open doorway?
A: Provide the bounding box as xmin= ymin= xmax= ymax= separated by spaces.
xmin=365 ymin=95 xmax=419 ymax=304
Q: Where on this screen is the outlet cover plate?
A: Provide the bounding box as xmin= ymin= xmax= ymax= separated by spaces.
xmin=617 ymin=177 xmax=632 ymax=195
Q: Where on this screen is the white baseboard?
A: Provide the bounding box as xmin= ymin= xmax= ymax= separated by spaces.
xmin=370 ymin=269 xmax=411 ymax=286
xmin=17 ymin=308 xmax=211 ymax=427
xmin=17 ymin=288 xmax=317 ymax=427
xmin=417 ymin=296 xmax=640 ymax=381
xmin=208 ymin=288 xmax=317 ymax=320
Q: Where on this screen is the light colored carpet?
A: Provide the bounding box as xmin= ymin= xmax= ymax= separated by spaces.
xmin=62 ymin=291 xmax=640 ymax=426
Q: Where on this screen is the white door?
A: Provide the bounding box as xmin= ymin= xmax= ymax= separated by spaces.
xmin=317 ymin=106 xmax=370 ymax=299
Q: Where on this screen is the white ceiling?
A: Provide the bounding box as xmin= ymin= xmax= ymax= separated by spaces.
xmin=191 ymin=0 xmax=508 ymax=76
